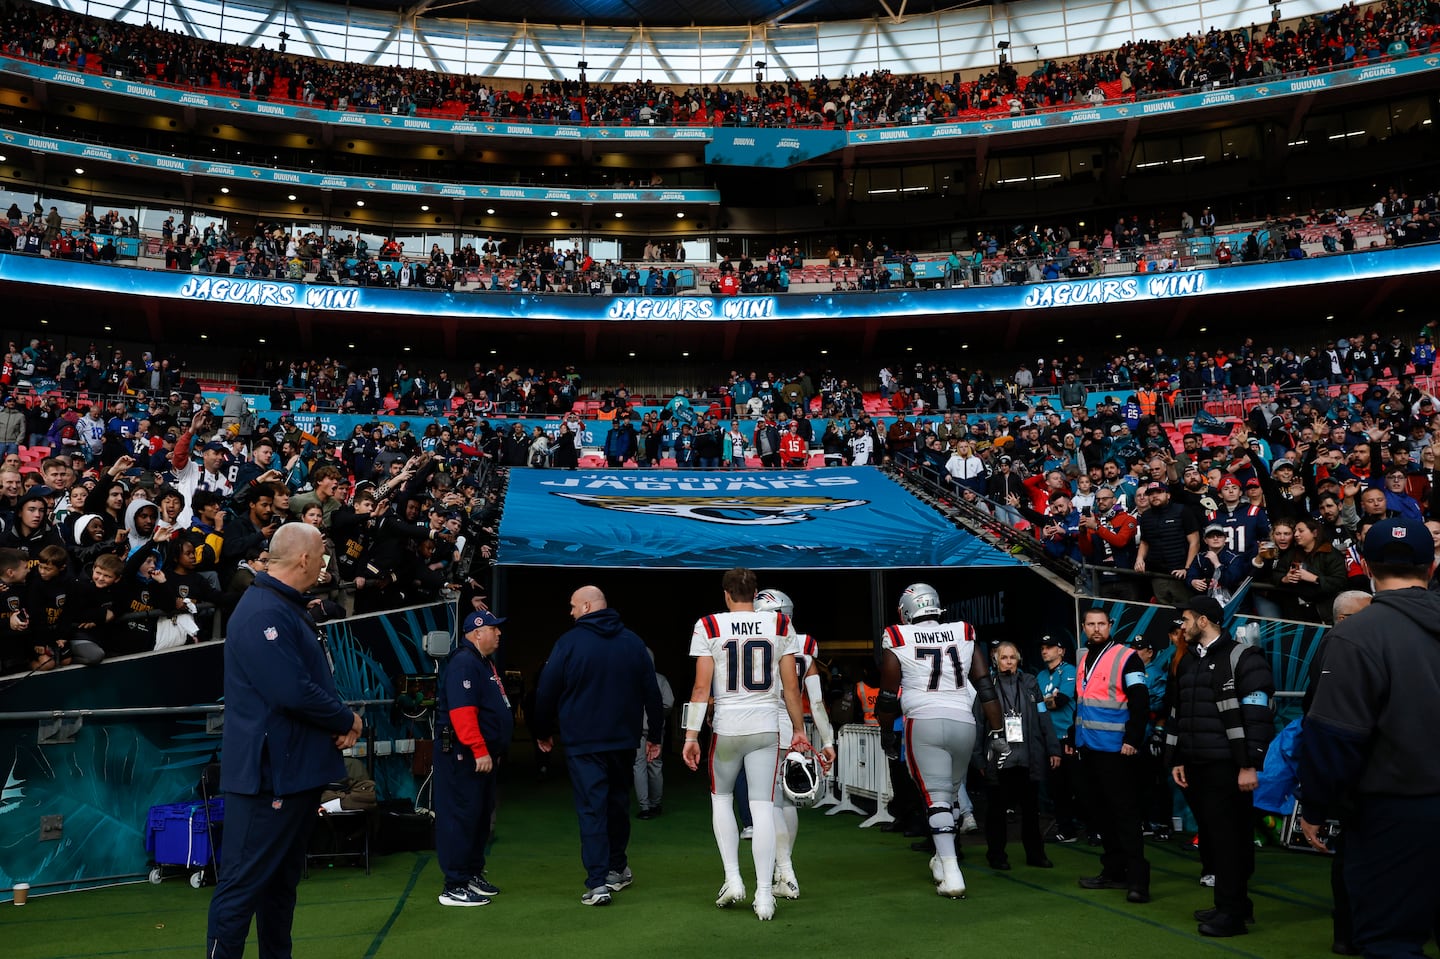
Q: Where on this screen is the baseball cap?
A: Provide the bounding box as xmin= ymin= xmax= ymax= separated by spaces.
xmin=1272 ymin=459 xmax=1296 ymax=472
xmin=1182 ymin=595 xmax=1225 ymax=624
xmin=202 ymin=441 xmax=229 ymax=453
xmin=1135 ymin=613 xmax=1182 ymax=649
xmin=1362 ymin=518 xmax=1433 ymax=566
xmin=1203 ymin=523 xmax=1227 ymax=537
xmin=20 ymin=485 xmax=55 ymax=504
xmin=1245 ymin=477 xmax=1262 ymax=488
xmin=463 ymin=610 xmax=506 ymax=632
xmin=1038 ymin=634 xmax=1065 ymax=648
xmin=1217 ymin=475 xmax=1240 ymax=490
xmin=1144 ymin=481 xmax=1168 ymax=494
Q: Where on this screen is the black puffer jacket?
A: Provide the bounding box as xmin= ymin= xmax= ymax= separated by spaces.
xmin=1164 ymin=632 xmax=1275 ymax=769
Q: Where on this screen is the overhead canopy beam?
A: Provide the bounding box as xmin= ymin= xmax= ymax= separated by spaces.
xmin=768 ymin=0 xmax=826 ymax=26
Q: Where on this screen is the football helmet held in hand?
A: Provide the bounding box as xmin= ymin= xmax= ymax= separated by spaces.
xmin=780 ymin=749 xmax=823 ymax=807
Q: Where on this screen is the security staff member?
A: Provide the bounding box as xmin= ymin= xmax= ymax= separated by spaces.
xmin=1038 ymin=635 xmax=1080 ymax=843
xmin=206 ymin=523 xmax=362 ymax=959
xmin=1134 ymin=614 xmax=1181 ymax=842
xmin=1165 ymin=596 xmax=1275 ymax=938
xmin=855 ymin=673 xmax=880 ymax=725
xmin=1074 ymin=606 xmax=1152 ymax=903
xmin=1300 ymin=519 xmax=1440 ymax=958
xmin=434 ymin=609 xmax=514 ymax=907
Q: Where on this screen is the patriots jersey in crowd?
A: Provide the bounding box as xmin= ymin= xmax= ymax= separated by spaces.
xmin=1207 ymin=504 xmax=1271 ymax=559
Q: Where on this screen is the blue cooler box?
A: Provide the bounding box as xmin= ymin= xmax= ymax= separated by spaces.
xmin=145 ymin=799 xmax=224 ymax=868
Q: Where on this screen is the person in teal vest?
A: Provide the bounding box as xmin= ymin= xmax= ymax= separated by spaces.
xmin=1037 ymin=635 xmax=1080 ymax=843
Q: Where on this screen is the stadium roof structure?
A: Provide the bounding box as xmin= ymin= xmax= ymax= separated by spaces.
xmin=380 ymin=0 xmax=971 ymax=29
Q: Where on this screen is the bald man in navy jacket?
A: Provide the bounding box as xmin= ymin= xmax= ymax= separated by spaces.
xmin=207 ymin=523 xmax=361 ymax=959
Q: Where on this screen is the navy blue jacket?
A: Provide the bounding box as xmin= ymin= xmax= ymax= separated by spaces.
xmin=532 ymin=608 xmax=663 ymax=755
xmin=220 ymin=571 xmax=354 ymax=795
xmin=437 ymin=641 xmax=514 ymax=761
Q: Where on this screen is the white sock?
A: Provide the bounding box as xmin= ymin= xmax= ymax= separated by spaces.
xmin=748 ymin=799 xmax=776 ymax=894
xmin=773 ymin=805 xmax=798 ymax=874
xmin=931 ymin=807 xmax=957 ymax=859
xmin=711 ymin=793 xmax=742 ymax=881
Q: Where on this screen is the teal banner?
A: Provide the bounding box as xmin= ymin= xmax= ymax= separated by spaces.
xmin=0 ymin=127 xmax=719 ymax=204
xmin=498 ymin=466 xmax=1022 ymax=570
xmin=705 ymin=128 xmax=847 ymax=168
xmin=0 ymin=601 xmax=454 ymax=897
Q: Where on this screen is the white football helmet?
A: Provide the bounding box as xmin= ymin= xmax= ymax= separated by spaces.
xmin=898 ymin=583 xmax=943 ymax=624
xmin=780 ymin=749 xmax=822 ymax=807
xmin=754 ymin=588 xmax=794 ymax=617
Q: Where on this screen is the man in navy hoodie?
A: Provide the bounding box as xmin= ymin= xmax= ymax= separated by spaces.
xmin=534 ymin=586 xmax=663 ymax=906
xmin=206 ymin=523 xmax=361 ymax=958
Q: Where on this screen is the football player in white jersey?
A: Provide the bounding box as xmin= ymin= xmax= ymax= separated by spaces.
xmin=877 ymin=583 xmax=1010 ymax=899
xmin=682 ymin=568 xmax=811 ymax=921
xmin=753 ymin=588 xmax=836 ymax=901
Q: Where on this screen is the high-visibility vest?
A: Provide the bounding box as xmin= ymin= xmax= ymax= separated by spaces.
xmin=1137 ymin=390 xmax=1158 ymax=418
xmin=856 ymin=682 xmax=879 ymax=725
xmin=1075 ymin=643 xmax=1132 ymax=752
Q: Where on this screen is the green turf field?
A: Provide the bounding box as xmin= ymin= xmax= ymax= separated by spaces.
xmin=0 ymin=760 xmax=1397 ymax=959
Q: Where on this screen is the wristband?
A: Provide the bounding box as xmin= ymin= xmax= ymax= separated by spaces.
xmin=681 ymin=701 xmax=707 ymax=732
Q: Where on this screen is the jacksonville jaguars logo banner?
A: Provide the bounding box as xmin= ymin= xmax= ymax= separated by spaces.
xmin=499 ymin=468 xmax=1022 ymax=570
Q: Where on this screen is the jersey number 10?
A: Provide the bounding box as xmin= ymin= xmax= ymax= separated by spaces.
xmin=723 ymin=639 xmax=775 ymax=692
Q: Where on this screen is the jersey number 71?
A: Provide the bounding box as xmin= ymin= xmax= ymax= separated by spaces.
xmin=916 ymin=646 xmax=963 ymax=691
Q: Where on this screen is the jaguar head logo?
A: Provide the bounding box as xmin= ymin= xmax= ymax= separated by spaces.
xmin=553 ymin=492 xmax=867 ymax=526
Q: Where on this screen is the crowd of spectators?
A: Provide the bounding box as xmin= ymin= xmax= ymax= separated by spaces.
xmin=261 ymin=356 xmax=585 ymax=419
xmin=8 ymin=174 xmax=1429 ymax=303
xmin=139 ymin=220 xmax=688 ymax=295
xmin=868 ymin=328 xmax=1440 ymax=624
xmin=2 ymin=0 xmax=1436 ymax=132
xmin=0 ymin=346 xmax=505 ymax=675
xmin=1 ymin=301 xmax=1439 ymax=676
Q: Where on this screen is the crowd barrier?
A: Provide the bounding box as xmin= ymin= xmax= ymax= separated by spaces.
xmin=0 ymin=599 xmax=456 ymax=899
xmin=825 ymin=723 xmax=893 ymax=828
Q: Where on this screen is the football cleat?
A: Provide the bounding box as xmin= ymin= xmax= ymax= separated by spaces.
xmin=753 ymin=892 xmax=776 ymax=921
xmin=960 ymin=813 xmax=979 ymax=834
xmin=936 ymin=857 xmax=967 ymax=899
xmin=715 ymin=878 xmax=747 ymax=908
xmin=774 ymin=870 xmax=800 ymax=900
xmin=929 ymin=855 xmax=945 ymax=885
